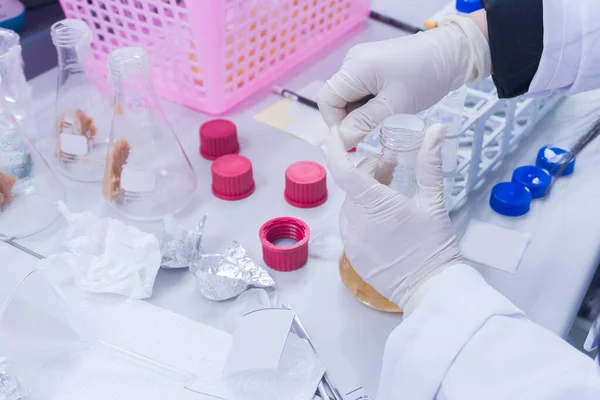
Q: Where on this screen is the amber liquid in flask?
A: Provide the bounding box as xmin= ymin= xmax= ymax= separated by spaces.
xmin=340 ymin=114 xmax=426 ymax=313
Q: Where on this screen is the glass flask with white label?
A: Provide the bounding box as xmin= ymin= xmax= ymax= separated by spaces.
xmin=51 ymin=19 xmax=111 ymax=182
xmin=0 ymin=77 xmax=65 ymax=240
xmin=104 ymin=47 xmax=196 ymax=221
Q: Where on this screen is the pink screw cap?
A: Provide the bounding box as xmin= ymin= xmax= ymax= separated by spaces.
xmin=200 ymin=119 xmax=240 ymax=160
xmin=211 ymin=154 xmax=255 ymax=200
xmin=259 ymin=217 xmax=310 ymax=272
xmin=285 ymin=161 xmax=328 ymax=208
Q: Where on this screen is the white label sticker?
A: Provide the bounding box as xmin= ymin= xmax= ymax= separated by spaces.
xmin=121 ymin=168 xmax=156 ymax=193
xmin=60 ymin=133 xmax=88 ymax=156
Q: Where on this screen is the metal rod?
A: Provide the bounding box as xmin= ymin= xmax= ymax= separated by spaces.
xmin=4 ymin=239 xmax=45 ymax=259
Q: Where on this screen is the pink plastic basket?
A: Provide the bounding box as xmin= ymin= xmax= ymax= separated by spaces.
xmin=58 ymin=0 xmax=371 ymax=114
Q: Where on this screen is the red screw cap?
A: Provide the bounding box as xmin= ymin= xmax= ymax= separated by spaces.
xmin=211 ymin=154 xmax=255 ymax=200
xmin=285 ymin=161 xmax=328 ymax=208
xmin=200 ymin=119 xmax=240 ymax=160
xmin=259 ymin=217 xmax=310 ymax=272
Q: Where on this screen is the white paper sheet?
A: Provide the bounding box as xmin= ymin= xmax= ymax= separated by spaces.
xmin=224 ymin=308 xmax=295 ymax=376
xmin=460 ymin=220 xmax=531 ymax=274
xmin=254 ymin=81 xmax=329 ymax=146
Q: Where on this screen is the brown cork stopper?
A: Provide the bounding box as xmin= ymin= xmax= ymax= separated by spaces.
xmin=75 ymin=109 xmax=97 ymax=140
xmin=103 ymin=139 xmax=131 ymax=200
xmin=0 ymin=172 xmax=18 ymax=211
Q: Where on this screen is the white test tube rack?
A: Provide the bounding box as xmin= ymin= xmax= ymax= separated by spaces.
xmin=356 ymin=77 xmax=563 ymax=212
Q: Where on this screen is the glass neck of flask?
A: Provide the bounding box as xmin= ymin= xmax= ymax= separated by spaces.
xmin=0 ymin=30 xmax=20 ymax=72
xmin=51 ymin=21 xmax=91 ymax=72
xmin=56 ymin=46 xmax=85 ymax=68
xmin=112 ymin=72 xmax=157 ymax=110
xmin=0 ymin=31 xmax=28 ymax=107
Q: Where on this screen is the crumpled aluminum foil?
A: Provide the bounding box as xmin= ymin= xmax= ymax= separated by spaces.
xmin=190 ymin=241 xmax=276 ymax=301
xmin=161 ymin=215 xmax=207 ymax=269
xmin=0 ymin=369 xmax=22 ymax=400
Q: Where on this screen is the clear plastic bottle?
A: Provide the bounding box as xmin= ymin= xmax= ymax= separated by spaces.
xmin=0 ymin=28 xmax=37 ymax=142
xmin=0 ymin=76 xmax=65 ymax=240
xmin=51 ymin=19 xmax=111 ymax=182
xmin=104 ymin=47 xmax=196 ymax=221
xmin=340 ymin=114 xmax=425 ymax=313
xmin=375 ymin=114 xmax=426 ymax=197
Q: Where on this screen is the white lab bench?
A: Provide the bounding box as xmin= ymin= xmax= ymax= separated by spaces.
xmin=4 ymin=6 xmax=600 ymax=397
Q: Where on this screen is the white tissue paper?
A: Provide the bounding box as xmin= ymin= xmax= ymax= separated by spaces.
xmin=40 ymin=202 xmax=161 ymax=299
xmin=309 ymin=232 xmax=344 ymax=260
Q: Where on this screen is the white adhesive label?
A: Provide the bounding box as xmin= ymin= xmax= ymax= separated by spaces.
xmin=121 ymin=168 xmax=156 ymax=193
xmin=60 ymin=133 xmax=88 ymax=156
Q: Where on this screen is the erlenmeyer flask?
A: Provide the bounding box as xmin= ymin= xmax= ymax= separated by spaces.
xmin=51 ymin=19 xmax=111 ymax=182
xmin=104 ymin=47 xmax=196 ymax=221
xmin=0 ymin=76 xmax=66 ymax=240
xmin=0 ymin=28 xmax=37 ymax=142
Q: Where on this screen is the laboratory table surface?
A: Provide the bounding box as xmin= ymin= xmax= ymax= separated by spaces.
xmin=5 ymin=8 xmax=600 ymax=398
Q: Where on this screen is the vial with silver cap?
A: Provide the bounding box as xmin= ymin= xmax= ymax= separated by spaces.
xmin=51 ymin=19 xmax=112 ymax=182
xmin=0 ymin=75 xmax=65 ymax=240
xmin=340 ymin=114 xmax=426 ymax=314
xmin=104 ymin=46 xmax=196 ymax=221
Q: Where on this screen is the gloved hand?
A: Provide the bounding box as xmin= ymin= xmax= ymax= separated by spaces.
xmin=318 ymin=16 xmax=491 ymax=150
xmin=322 ymin=124 xmax=463 ymax=309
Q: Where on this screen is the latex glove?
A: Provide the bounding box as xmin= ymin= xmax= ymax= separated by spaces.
xmin=318 ymin=17 xmax=491 ymax=149
xmin=322 ymin=124 xmax=463 ymax=308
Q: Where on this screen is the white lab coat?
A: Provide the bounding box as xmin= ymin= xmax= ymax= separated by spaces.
xmin=376 ymin=2 xmax=600 ymax=398
xmin=529 ymin=0 xmax=600 ymax=95
xmin=377 ymin=266 xmax=600 ymax=399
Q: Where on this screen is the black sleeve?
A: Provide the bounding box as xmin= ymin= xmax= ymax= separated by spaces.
xmin=480 ymin=0 xmax=544 ymax=98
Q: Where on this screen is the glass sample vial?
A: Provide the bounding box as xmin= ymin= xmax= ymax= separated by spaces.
xmin=0 ymin=76 xmax=65 ymax=240
xmin=376 ymin=114 xmax=426 ymax=197
xmin=51 ymin=19 xmax=111 ymax=182
xmin=104 ymin=47 xmax=196 ymax=221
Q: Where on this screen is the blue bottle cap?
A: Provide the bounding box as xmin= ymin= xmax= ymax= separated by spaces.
xmin=536 ymin=146 xmax=575 ymax=176
xmin=489 ymin=182 xmax=532 ymax=216
xmin=456 ymin=0 xmax=483 ymax=14
xmin=511 ymin=166 xmax=552 ymax=199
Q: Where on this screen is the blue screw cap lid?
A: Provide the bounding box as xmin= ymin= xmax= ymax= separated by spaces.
xmin=536 ymin=146 xmax=575 ymax=176
xmin=456 ymin=0 xmax=483 ymax=14
xmin=511 ymin=166 xmax=552 ymax=199
xmin=490 ymin=182 xmax=532 ymax=216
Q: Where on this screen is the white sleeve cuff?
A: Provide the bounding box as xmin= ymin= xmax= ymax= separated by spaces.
xmin=378 ymin=264 xmax=524 ymax=399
